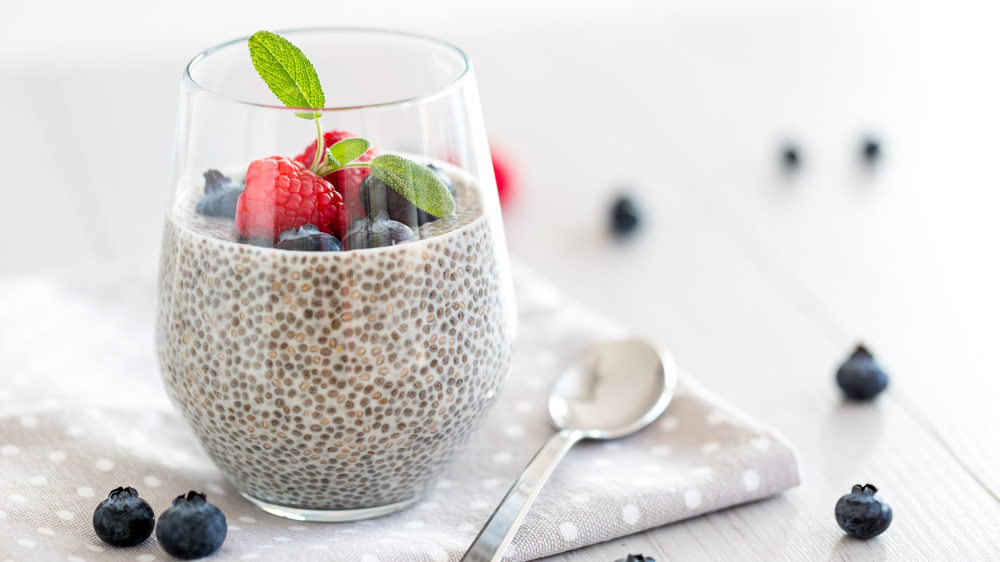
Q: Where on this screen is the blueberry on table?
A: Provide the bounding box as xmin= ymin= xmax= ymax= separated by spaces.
xmin=611 ymin=195 xmax=641 ymax=236
xmin=155 ymin=491 xmax=227 ymax=559
xmin=781 ymin=144 xmax=801 ymax=171
xmin=92 ymin=486 xmax=155 ymax=547
xmin=275 ymin=224 xmax=342 ymax=251
xmin=615 ymin=555 xmax=656 ymax=562
xmin=862 ymin=137 xmax=882 ymax=165
xmin=195 ymin=169 xmax=244 ymax=219
xmin=836 ymin=344 xmax=889 ymax=400
xmin=835 ymin=483 xmax=892 ymax=539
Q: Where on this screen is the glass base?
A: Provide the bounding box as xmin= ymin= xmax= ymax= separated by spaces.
xmin=240 ymin=492 xmax=422 ymax=522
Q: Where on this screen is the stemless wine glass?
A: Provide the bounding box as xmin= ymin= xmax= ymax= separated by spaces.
xmin=155 ymin=28 xmax=516 ymax=522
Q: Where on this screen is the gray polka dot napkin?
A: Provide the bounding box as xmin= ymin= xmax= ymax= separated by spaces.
xmin=0 ymin=261 xmax=799 ymax=561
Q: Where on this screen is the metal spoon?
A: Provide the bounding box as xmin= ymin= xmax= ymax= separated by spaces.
xmin=461 ymin=339 xmax=677 ymax=562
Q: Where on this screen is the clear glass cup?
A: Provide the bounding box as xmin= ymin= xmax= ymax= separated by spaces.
xmin=155 ymin=28 xmax=516 ymax=521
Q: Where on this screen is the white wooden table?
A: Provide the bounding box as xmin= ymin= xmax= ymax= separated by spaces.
xmin=3 ymin=1 xmax=999 ymax=559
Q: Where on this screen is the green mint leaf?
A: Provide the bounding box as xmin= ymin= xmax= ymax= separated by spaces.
xmin=370 ymin=154 xmax=456 ymax=218
xmin=248 ymin=31 xmax=325 ymax=119
xmin=327 ymin=137 xmax=371 ymax=166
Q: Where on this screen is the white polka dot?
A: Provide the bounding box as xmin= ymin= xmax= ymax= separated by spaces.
xmin=84 ymin=408 xmax=104 ymax=418
xmin=503 ymin=424 xmax=524 ymax=438
xmin=701 ymin=442 xmax=721 ymax=454
xmin=404 ymin=520 xmax=426 ymax=529
xmin=360 ymin=555 xmax=379 ymax=562
xmin=17 ymin=538 xmax=36 ymax=547
xmin=559 ymin=521 xmax=578 ymax=542
xmin=684 ymin=490 xmax=702 ymax=509
xmin=622 ymin=504 xmax=640 ymax=525
xmin=36 ymin=527 xmax=55 ymax=536
xmin=470 ymin=501 xmax=489 ymax=510
xmin=482 ymin=478 xmax=503 ymax=489
xmin=492 ymin=451 xmax=513 ymax=464
xmin=420 ymin=502 xmax=440 ymax=511
xmin=239 ymin=554 xmax=260 ymax=560
xmin=570 ymin=494 xmax=589 ymax=504
xmin=706 ymin=410 xmax=728 ymax=425
xmin=651 ymin=445 xmax=672 ymax=456
xmin=308 ymin=544 xmax=329 ymax=550
xmin=94 ymin=458 xmax=114 ymax=471
xmin=0 ymin=509 xmax=6 ymax=518
xmin=229 ymin=526 xmax=241 ymax=531
xmin=66 ymin=426 xmax=85 ymax=437
xmin=273 ymin=536 xmax=291 ymax=542
xmin=436 ymin=479 xmax=452 ymax=489
xmin=47 ymin=451 xmax=66 ymax=462
xmin=28 ymin=475 xmax=47 ymax=486
xmin=77 ymin=487 xmax=95 ymax=498
xmin=1 ymin=445 xmax=19 ymax=456
xmin=85 ymin=544 xmax=105 ymax=552
xmin=287 ymin=525 xmax=307 ymax=532
xmin=68 ymin=556 xmax=86 ymax=562
xmin=20 ymin=415 xmax=38 ymax=428
xmin=56 ymin=510 xmax=75 ymax=520
xmin=206 ymin=483 xmax=225 ymax=495
xmin=659 ymin=416 xmax=679 ymax=432
xmin=429 ymin=547 xmax=448 ymax=562
xmin=137 ymin=555 xmax=156 ymax=562
xmin=743 ymin=470 xmax=761 ymax=492
xmin=143 ymin=476 xmax=162 ymax=488
xmin=456 ymin=522 xmax=476 ymax=534
xmin=751 ymin=437 xmax=771 ymax=450
xmin=524 ymin=377 xmax=545 ymax=390
xmin=9 ymin=494 xmax=27 ymax=503
xmin=238 ymin=516 xmax=258 ymax=523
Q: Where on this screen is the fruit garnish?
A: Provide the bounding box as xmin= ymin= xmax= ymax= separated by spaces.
xmin=235 ymin=156 xmax=346 ymax=241
xmin=275 ymin=224 xmax=343 ymax=251
xmin=293 ymin=129 xmax=378 ymax=218
xmin=195 ymin=170 xmax=244 ymax=219
xmin=248 ymin=31 xmax=455 ymax=219
xmin=342 ymin=212 xmax=414 ymax=250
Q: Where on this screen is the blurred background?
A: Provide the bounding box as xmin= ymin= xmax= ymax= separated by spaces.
xmin=3 ymin=0 xmax=1000 ymax=502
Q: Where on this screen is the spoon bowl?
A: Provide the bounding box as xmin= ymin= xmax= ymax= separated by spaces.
xmin=462 ymin=339 xmax=677 ymax=562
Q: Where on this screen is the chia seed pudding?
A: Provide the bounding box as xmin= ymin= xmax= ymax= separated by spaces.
xmin=155 ymin=163 xmax=515 ymax=513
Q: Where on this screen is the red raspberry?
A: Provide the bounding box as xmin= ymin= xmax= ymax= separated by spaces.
xmin=294 ymin=130 xmax=379 ymax=219
xmin=490 ymin=146 xmax=516 ymax=207
xmin=236 ymin=156 xmax=346 ymax=241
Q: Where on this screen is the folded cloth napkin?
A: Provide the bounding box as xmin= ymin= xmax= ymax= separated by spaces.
xmin=0 ymin=261 xmax=799 ymax=561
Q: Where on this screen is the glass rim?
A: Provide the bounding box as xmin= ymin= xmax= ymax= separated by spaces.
xmin=183 ymin=27 xmax=472 ymax=112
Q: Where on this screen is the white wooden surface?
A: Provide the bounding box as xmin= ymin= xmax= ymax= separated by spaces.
xmin=3 ymin=0 xmax=1000 ymax=559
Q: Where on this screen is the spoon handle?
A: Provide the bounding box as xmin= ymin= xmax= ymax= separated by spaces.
xmin=461 ymin=428 xmax=585 ymax=562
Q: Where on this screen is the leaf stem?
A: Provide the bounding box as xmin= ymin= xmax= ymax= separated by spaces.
xmin=310 ymin=116 xmax=324 ymax=172
xmin=314 ymin=161 xmax=371 ymax=177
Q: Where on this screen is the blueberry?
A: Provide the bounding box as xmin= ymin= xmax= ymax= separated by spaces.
xmin=611 ymin=195 xmax=640 ymax=236
xmin=92 ymin=486 xmax=155 ymax=547
xmin=835 ymin=483 xmax=892 ymax=539
xmin=836 ymin=344 xmax=888 ymax=400
xmin=155 ymin=491 xmax=227 ymax=559
xmin=275 ymin=224 xmax=342 ymax=251
xmin=861 ymin=137 xmax=882 ymax=165
xmin=343 ymin=212 xmax=414 ymax=250
xmin=614 ymin=555 xmax=656 ymax=562
xmin=195 ymin=169 xmax=244 ymax=219
xmin=782 ymin=144 xmax=801 ymax=171
xmin=358 ymin=165 xmax=455 ymax=227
